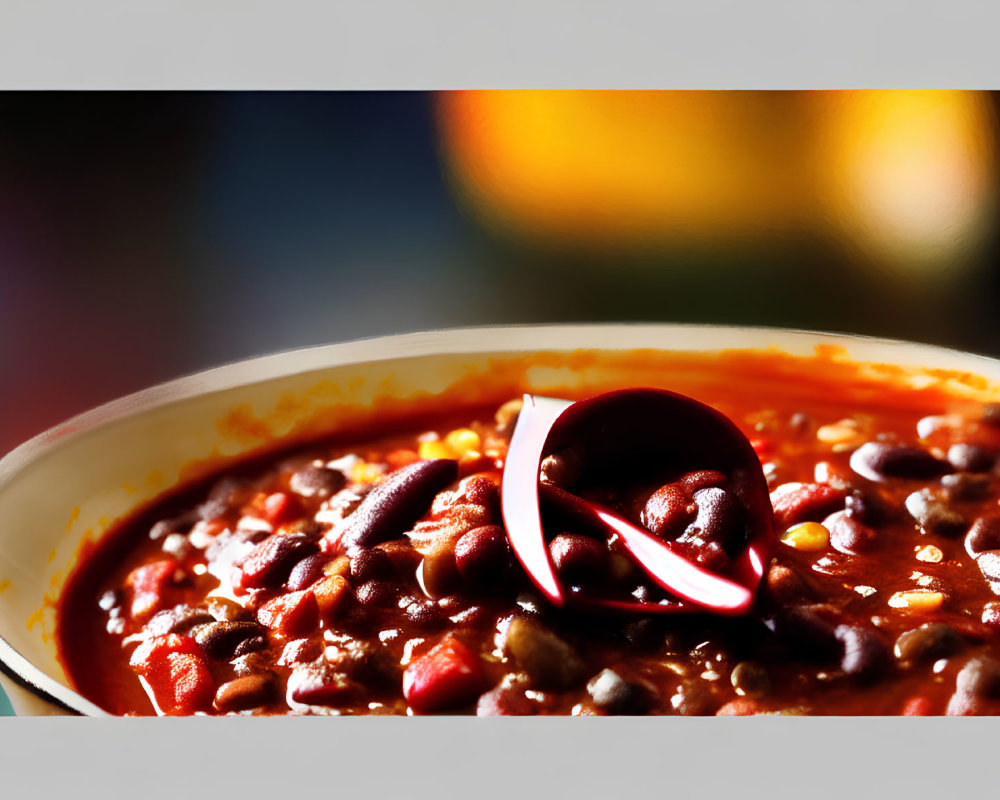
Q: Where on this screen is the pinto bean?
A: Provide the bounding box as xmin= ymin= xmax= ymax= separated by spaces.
xmin=894 ymin=623 xmax=963 ymax=663
xmin=904 ymin=490 xmax=966 ymax=538
xmin=214 ymin=673 xmax=278 ymax=712
xmin=966 ymin=516 xmax=1000 ymax=557
xmin=586 ymin=669 xmax=652 ymax=714
xmin=504 ymin=617 xmax=585 ymax=689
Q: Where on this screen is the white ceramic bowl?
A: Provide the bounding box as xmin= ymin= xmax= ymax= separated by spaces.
xmin=3 ymin=324 xmax=1000 ymax=715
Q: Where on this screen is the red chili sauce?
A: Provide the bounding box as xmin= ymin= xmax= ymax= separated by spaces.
xmin=56 ymin=362 xmax=1000 ymax=716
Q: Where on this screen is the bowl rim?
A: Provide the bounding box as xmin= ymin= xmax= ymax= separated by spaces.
xmin=4 ymin=321 xmax=1000 ymax=716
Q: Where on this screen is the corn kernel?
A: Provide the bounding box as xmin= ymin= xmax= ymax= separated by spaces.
xmin=781 ymin=522 xmax=829 ymax=551
xmin=444 ymin=428 xmax=481 ymax=457
xmin=888 ymin=590 xmax=944 ymax=611
xmin=915 ymin=545 xmax=944 ymax=563
xmin=351 ymin=461 xmax=386 ymax=484
xmin=419 ymin=440 xmax=455 ymax=460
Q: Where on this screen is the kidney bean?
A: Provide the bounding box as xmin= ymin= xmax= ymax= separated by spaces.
xmin=947 ymin=443 xmax=995 ymax=473
xmin=146 ymin=605 xmax=214 ymax=636
xmin=824 ymin=511 xmax=878 ymax=554
xmin=455 ymin=477 xmax=501 ymax=521
xmin=679 ymin=470 xmax=727 ymax=491
xmin=770 ymin=482 xmax=847 ymax=529
xmin=454 ymin=525 xmax=511 ymax=586
xmin=232 ymin=635 xmax=268 ymax=658
xmin=843 ymin=490 xmax=889 ymax=526
xmin=904 ymin=490 xmax=966 ymax=537
xmin=354 ymin=579 xmax=395 ymax=608
xmin=539 ymin=447 xmax=584 ymax=488
xmin=850 ymin=442 xmax=952 ymax=482
xmin=149 ymin=510 xmax=200 ymax=540
xmin=941 ymin=473 xmax=992 ymax=502
xmin=549 ymin=533 xmax=607 ymax=586
xmin=241 ymin=533 xmax=319 ymax=590
xmin=681 ymin=487 xmax=746 ymax=553
xmin=965 ymin=516 xmax=1000 ymax=556
xmin=402 ymin=597 xmax=446 ymax=629
xmin=337 ymin=459 xmax=458 ymax=550
xmin=290 ymin=464 xmax=346 ymax=498
xmin=976 ymin=550 xmax=1000 ymax=582
xmin=348 ymin=547 xmax=395 ymax=583
xmin=285 ymin=552 xmax=329 ymax=591
xmin=835 ymin=625 xmax=890 ymax=682
xmin=641 ymin=484 xmax=696 ymax=539
xmin=894 ymin=623 xmax=963 ymax=663
xmin=288 ymin=661 xmax=358 ymax=706
xmin=214 ymin=673 xmax=278 ymax=713
xmin=504 ymin=616 xmax=585 ymax=689
xmin=730 ymin=661 xmax=771 ymax=697
xmin=191 ymin=620 xmax=267 ymax=660
xmin=198 ymin=477 xmax=252 ymax=521
xmin=586 ymin=669 xmax=652 ymax=714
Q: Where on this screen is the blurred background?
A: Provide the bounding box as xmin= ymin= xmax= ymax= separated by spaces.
xmin=2 ymin=90 xmax=1000 ymax=458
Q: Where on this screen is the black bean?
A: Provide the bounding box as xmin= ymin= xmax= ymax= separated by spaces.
xmin=192 ymin=620 xmax=267 ymax=660
xmin=894 ymin=623 xmax=963 ymax=663
xmin=586 ymin=669 xmax=652 ymax=714
xmin=549 ymin=533 xmax=606 ymax=586
xmin=146 ymin=605 xmax=214 ymax=636
xmin=214 ymin=673 xmax=278 ymax=713
xmin=955 ymin=657 xmax=1000 ymax=698
xmin=454 ymin=525 xmax=511 ymax=586
xmin=947 ymin=443 xmax=995 ymax=473
xmin=824 ymin=511 xmax=878 ymax=554
xmin=289 ymin=464 xmax=346 ymax=498
xmin=941 ymin=472 xmax=992 ymax=502
xmin=240 ymin=533 xmax=319 ymax=589
xmin=641 ymin=484 xmax=696 ymax=539
xmin=843 ymin=490 xmax=890 ymax=526
xmin=763 ymin=563 xmax=814 ymax=605
xmin=904 ymin=490 xmax=967 ymax=537
xmin=965 ymin=516 xmax=1000 ymax=556
xmin=286 ymin=553 xmax=329 ymax=591
xmin=339 ymin=459 xmax=459 ymax=550
xmin=348 ymin=547 xmax=395 ymax=583
xmin=730 ymin=662 xmax=771 ymax=698
xmin=683 ymin=487 xmax=746 ymax=553
xmin=976 ymin=550 xmax=1000 ymax=582
xmin=767 ymin=605 xmax=841 ymax=660
xmin=835 ymin=625 xmax=890 ymax=682
xmin=850 ymin=442 xmax=951 ymax=482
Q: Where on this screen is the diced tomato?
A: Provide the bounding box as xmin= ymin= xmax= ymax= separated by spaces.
xmin=129 ymin=634 xmax=214 ymax=715
xmin=770 ymin=482 xmax=846 ymax=529
xmin=257 ymin=589 xmax=319 ymax=635
xmin=901 ymin=695 xmax=934 ymax=715
xmin=262 ymin=492 xmax=299 ymax=526
xmin=386 ymin=449 xmax=421 ymax=470
xmin=125 ymin=560 xmax=181 ymax=622
xmin=403 ymin=636 xmax=486 ymax=713
xmin=716 ymin=698 xmax=764 ymax=716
